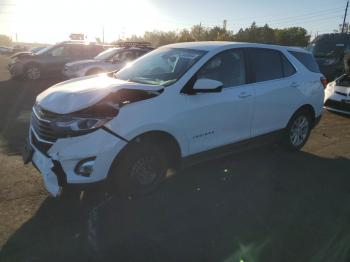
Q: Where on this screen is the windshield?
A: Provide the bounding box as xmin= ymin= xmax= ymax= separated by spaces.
xmin=94 ymin=48 xmax=119 ymax=60
xmin=113 ymin=48 xmax=207 ymax=86
xmin=36 ymin=46 xmax=53 ymax=55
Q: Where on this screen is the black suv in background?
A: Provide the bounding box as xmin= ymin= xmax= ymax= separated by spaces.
xmin=308 ymin=33 xmax=350 ymax=81
xmin=8 ymin=41 xmax=106 ymax=80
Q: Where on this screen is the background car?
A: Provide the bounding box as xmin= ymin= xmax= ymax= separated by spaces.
xmin=0 ymin=46 xmax=13 ymax=55
xmin=307 ymin=33 xmax=350 ymax=81
xmin=8 ymin=41 xmax=106 ymax=80
xmin=62 ymin=42 xmax=153 ymax=78
xmin=30 ymin=46 xmax=49 ymax=54
xmin=324 ymin=74 xmax=350 ymax=115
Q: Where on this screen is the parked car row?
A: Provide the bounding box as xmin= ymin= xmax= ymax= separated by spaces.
xmin=8 ymin=41 xmax=153 ymax=80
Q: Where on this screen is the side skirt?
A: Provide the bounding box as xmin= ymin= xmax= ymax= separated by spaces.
xmin=181 ymin=129 xmax=285 ymax=168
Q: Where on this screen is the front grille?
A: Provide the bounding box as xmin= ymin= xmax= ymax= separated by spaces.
xmin=31 ymin=130 xmax=52 ymax=155
xmin=325 ymin=99 xmax=350 ymax=112
xmin=31 ymin=106 xmax=59 ymax=143
xmin=31 ymin=112 xmax=56 ymax=142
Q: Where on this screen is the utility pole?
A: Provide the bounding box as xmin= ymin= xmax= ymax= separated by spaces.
xmin=102 ymin=26 xmax=105 ymax=43
xmin=223 ymin=19 xmax=227 ymax=30
xmin=342 ymin=0 xmax=349 ymax=33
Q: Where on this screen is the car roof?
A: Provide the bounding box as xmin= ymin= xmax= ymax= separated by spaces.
xmin=163 ymin=41 xmax=310 ymax=53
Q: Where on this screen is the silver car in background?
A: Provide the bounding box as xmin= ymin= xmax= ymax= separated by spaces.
xmin=324 ymin=74 xmax=350 ymax=115
xmin=63 ymin=42 xmax=153 ymax=78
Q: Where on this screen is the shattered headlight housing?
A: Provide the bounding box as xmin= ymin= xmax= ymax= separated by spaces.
xmin=52 ymin=116 xmax=112 ymax=132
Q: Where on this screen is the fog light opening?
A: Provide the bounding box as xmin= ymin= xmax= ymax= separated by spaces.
xmin=75 ymin=157 xmax=96 ymax=177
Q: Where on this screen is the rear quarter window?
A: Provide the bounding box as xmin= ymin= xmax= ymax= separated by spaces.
xmin=289 ymin=51 xmax=320 ymax=73
xmin=248 ymin=48 xmax=284 ymax=82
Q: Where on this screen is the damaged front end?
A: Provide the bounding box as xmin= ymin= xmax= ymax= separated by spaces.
xmin=32 ymin=87 xmax=163 ymax=142
xmin=25 ymin=79 xmax=163 ymax=197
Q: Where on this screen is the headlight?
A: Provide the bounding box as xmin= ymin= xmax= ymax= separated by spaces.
xmin=326 ymin=81 xmax=335 ymax=92
xmin=10 ymin=57 xmax=18 ymax=65
xmin=52 ymin=116 xmax=112 ymax=134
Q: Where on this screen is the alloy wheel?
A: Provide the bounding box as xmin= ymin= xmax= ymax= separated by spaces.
xmin=289 ymin=115 xmax=310 ymax=147
xmin=26 ymin=66 xmax=41 ymax=80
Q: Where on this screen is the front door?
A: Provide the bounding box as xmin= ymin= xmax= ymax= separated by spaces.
xmin=180 ymin=49 xmax=254 ymax=155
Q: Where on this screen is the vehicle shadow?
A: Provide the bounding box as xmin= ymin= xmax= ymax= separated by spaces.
xmin=1 ymin=148 xmax=350 ymax=262
xmin=0 ymin=78 xmax=60 ymax=154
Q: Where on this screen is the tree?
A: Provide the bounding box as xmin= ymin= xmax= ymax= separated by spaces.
xmin=0 ymin=35 xmax=12 ymax=46
xmin=275 ymin=27 xmax=310 ymax=47
xmin=178 ymin=29 xmax=195 ymax=42
xmin=121 ymin=23 xmax=311 ymax=48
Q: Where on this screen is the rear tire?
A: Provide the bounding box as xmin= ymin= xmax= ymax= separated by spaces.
xmin=282 ymin=110 xmax=312 ymax=151
xmin=110 ymin=141 xmax=168 ymax=197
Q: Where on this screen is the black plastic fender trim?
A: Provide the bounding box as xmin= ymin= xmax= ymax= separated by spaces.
xmin=101 ymin=126 xmax=129 ymax=143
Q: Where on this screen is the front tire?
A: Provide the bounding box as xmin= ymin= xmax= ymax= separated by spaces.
xmin=110 ymin=141 xmax=168 ymax=197
xmin=283 ymin=110 xmax=312 ymax=151
xmin=25 ymin=63 xmax=41 ymax=80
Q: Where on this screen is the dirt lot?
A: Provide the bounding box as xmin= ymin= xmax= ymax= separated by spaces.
xmin=0 ymin=54 xmax=349 ymax=262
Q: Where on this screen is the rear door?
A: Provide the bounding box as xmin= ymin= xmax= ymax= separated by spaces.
xmin=246 ymin=48 xmax=302 ymax=136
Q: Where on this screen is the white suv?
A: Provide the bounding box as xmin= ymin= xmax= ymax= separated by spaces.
xmin=23 ymin=42 xmax=325 ymax=197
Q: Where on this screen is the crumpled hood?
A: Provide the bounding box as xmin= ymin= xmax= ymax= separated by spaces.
xmin=36 ymin=74 xmax=162 ymax=114
xmin=65 ymin=59 xmax=98 ymax=67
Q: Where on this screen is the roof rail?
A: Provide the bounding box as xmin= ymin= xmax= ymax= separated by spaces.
xmin=116 ymin=41 xmax=152 ymax=48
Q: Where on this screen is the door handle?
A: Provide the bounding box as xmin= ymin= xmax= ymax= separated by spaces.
xmin=290 ymin=82 xmax=299 ymax=88
xmin=238 ymin=92 xmax=252 ymax=98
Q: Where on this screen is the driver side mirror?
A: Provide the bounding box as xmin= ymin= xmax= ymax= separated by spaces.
xmin=192 ymin=78 xmax=223 ymax=93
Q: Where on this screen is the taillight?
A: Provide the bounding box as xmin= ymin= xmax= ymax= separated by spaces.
xmin=321 ymin=77 xmax=328 ymax=89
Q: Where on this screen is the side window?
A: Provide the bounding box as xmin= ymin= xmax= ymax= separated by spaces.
xmin=281 ymin=55 xmax=296 ymax=77
xmin=289 ymin=51 xmax=320 ymax=73
xmin=114 ymin=51 xmax=136 ymax=63
xmin=136 ymin=50 xmax=148 ymax=58
xmin=50 ymin=46 xmax=65 ymax=57
xmin=197 ymin=49 xmax=246 ymax=88
xmin=64 ymin=45 xmax=83 ymax=57
xmin=249 ymin=48 xmax=283 ymax=82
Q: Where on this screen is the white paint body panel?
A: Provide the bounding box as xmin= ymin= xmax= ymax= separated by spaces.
xmin=29 ymin=42 xmax=325 ymax=195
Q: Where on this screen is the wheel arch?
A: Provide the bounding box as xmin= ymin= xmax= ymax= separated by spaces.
xmin=114 ymin=130 xmax=183 ymax=171
xmin=287 ymin=104 xmax=316 ymax=127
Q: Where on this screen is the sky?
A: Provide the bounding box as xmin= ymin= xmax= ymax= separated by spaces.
xmin=0 ymin=0 xmax=348 ymax=44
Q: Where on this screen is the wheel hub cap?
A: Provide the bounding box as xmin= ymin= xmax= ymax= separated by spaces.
xmin=27 ymin=67 xmax=40 ymax=79
xmin=131 ymin=156 xmax=158 ymax=186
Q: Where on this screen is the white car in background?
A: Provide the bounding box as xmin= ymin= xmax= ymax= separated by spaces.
xmin=24 ymin=42 xmax=325 ymax=197
xmin=63 ymin=42 xmax=153 ymax=78
xmin=324 ymin=74 xmax=350 ymax=115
